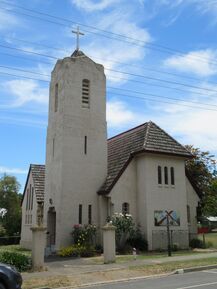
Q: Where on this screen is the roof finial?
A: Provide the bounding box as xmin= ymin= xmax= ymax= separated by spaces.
xmin=72 ymin=26 xmax=84 ymax=51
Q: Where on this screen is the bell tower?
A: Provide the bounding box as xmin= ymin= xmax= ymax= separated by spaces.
xmin=44 ymin=33 xmax=107 ymax=250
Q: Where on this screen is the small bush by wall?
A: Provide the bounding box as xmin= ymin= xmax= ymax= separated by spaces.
xmin=0 ymin=251 xmax=31 ymax=271
xmin=189 ymin=238 xmax=204 ymax=249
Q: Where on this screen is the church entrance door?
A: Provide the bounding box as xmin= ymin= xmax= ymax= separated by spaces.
xmin=47 ymin=207 xmax=56 ymax=251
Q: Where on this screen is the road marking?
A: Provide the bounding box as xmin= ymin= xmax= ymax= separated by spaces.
xmin=176 ymin=281 xmax=217 ymax=288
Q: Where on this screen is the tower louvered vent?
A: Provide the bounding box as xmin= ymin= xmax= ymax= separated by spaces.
xmin=82 ymin=79 xmax=90 ymax=108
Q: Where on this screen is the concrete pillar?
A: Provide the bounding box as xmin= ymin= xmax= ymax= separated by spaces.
xmin=31 ymin=227 xmax=47 ymax=271
xmin=102 ymin=222 xmax=116 ymax=264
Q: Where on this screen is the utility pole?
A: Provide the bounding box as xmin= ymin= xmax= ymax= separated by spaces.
xmin=166 ymin=210 xmax=172 ymax=257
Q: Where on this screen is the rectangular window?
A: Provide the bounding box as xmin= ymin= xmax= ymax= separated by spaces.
xmin=187 ymin=205 xmax=191 ymax=224
xmin=88 ymin=205 xmax=92 ymax=224
xmin=158 ymin=166 xmax=162 ymax=184
xmin=171 ymin=167 xmax=175 ymax=185
xmin=84 ymin=136 xmax=87 ymax=155
xmin=79 ymin=204 xmax=82 ymax=224
xmin=164 ymin=167 xmax=168 ymax=185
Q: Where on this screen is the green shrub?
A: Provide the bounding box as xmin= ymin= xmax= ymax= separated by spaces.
xmin=0 ymin=224 xmax=6 ymax=237
xmin=79 ymin=245 xmax=96 ymax=257
xmin=58 ymin=245 xmax=80 ymax=257
xmin=127 ymin=227 xmax=148 ymax=252
xmin=205 ymin=241 xmax=213 ymax=248
xmin=189 ymin=238 xmax=204 ymax=249
xmin=58 ymin=244 xmax=96 ymax=258
xmin=0 ymin=251 xmax=31 ymax=271
xmin=72 ymin=224 xmax=97 ymax=247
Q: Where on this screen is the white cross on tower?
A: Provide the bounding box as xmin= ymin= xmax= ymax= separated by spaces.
xmin=72 ymin=26 xmax=84 ymax=51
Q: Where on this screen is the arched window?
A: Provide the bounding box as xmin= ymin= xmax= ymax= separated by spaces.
xmin=171 ymin=167 xmax=175 ymax=185
xmin=158 ymin=166 xmax=162 ymax=184
xmin=82 ymin=79 xmax=90 ymax=108
xmin=54 ymin=83 xmax=58 ymax=112
xmin=122 ymin=202 xmax=130 ymax=215
xmin=164 ymin=167 xmax=168 ymax=185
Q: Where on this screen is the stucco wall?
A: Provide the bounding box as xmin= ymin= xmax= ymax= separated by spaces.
xmin=136 ymin=153 xmax=189 ymax=250
xmin=109 ymin=159 xmax=137 ymax=221
xmin=44 ymin=55 xmax=107 ymax=249
xmin=20 ymin=171 xmax=38 ymax=249
xmin=186 ymin=177 xmax=200 ymax=238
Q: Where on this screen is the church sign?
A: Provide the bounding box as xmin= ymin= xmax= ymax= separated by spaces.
xmin=154 ymin=210 xmax=180 ymax=226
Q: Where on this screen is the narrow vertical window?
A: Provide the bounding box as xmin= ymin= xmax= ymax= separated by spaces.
xmin=82 ymin=79 xmax=90 ymax=108
xmin=79 ymin=204 xmax=82 ymax=224
xmin=84 ymin=136 xmax=87 ymax=155
xmin=158 ymin=166 xmax=162 ymax=184
xmin=187 ymin=205 xmax=191 ymax=224
xmin=122 ymin=202 xmax=130 ymax=215
xmin=164 ymin=167 xmax=168 ymax=185
xmin=88 ymin=205 xmax=92 ymax=224
xmin=54 ymin=83 xmax=58 ymax=112
xmin=171 ymin=167 xmax=175 ymax=185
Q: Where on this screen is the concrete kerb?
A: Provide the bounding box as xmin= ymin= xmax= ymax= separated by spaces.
xmin=35 ymin=272 xmax=175 ymax=289
xmin=32 ymin=264 xmax=217 ymax=289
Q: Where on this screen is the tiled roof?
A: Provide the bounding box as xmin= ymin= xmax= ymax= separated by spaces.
xmin=98 ymin=121 xmax=192 ymax=194
xmin=23 ymin=122 xmax=193 ymax=199
xmin=30 ymin=164 xmax=45 ymax=203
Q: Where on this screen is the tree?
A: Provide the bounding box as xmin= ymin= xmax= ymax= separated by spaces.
xmin=185 ymin=145 xmax=217 ymax=216
xmin=0 ymin=174 xmax=21 ymax=236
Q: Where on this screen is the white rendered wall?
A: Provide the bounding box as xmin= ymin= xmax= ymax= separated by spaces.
xmin=109 ymin=159 xmax=137 ymax=221
xmin=186 ymin=178 xmax=200 ymax=238
xmin=20 ymin=172 xmax=38 ymax=249
xmin=136 ymin=153 xmax=189 ymax=250
xmin=44 ymin=55 xmax=107 ymax=249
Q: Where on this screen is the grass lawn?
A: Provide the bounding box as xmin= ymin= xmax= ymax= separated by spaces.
xmin=198 ymin=232 xmax=217 ymax=248
xmin=0 ymin=245 xmax=31 ymax=256
xmin=90 ymin=250 xmax=203 ymax=264
xmin=22 ymin=257 xmax=217 ymax=289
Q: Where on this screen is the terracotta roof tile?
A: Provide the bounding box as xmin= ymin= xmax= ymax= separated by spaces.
xmin=30 ymin=164 xmax=45 ymax=203
xmin=98 ymin=121 xmax=192 ymax=194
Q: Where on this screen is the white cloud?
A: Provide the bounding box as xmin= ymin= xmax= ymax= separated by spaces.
xmin=2 ymin=79 xmax=48 ymax=107
xmin=0 ymin=166 xmax=28 ymax=174
xmin=71 ymin=0 xmax=117 ymax=12
xmin=164 ymin=49 xmax=217 ymax=77
xmin=0 ymin=9 xmax=20 ymax=31
xmin=107 ymin=100 xmax=139 ymax=128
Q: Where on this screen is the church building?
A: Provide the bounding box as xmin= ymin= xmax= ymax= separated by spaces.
xmin=20 ymin=45 xmax=200 ymax=251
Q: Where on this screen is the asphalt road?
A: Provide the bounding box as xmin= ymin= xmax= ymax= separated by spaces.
xmin=82 ymin=270 xmax=217 ymax=289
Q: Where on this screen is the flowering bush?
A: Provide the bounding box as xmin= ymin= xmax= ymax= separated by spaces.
xmin=110 ymin=213 xmax=135 ymax=251
xmin=72 ymin=224 xmax=97 ymax=247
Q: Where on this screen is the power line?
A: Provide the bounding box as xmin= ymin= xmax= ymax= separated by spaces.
xmin=1 ymin=50 xmax=214 ymax=97
xmin=108 ymin=91 xmax=217 ymax=112
xmin=0 ymin=70 xmax=217 ymax=111
xmin=107 ymin=68 xmax=217 ymax=94
xmin=6 ymin=35 xmax=217 ymax=87
xmin=1 ymin=1 xmax=217 ymax=66
xmin=1 ymin=43 xmax=216 ymax=94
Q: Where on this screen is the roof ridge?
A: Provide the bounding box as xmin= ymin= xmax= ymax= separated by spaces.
xmin=108 ymin=122 xmax=147 ymax=141
xmin=143 ymin=121 xmax=152 ymax=149
xmin=150 ymin=122 xmax=192 ymax=156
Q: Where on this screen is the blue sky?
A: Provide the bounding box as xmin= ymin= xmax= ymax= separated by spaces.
xmin=0 ymin=0 xmax=217 ymax=192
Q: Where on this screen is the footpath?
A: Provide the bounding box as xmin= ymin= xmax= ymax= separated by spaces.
xmin=22 ymin=251 xmax=217 ymax=289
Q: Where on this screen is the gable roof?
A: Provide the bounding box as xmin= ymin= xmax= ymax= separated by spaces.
xmin=22 ymin=164 xmax=45 ymax=205
xmin=22 ymin=121 xmax=195 ymax=201
xmin=98 ymin=121 xmax=192 ymax=195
